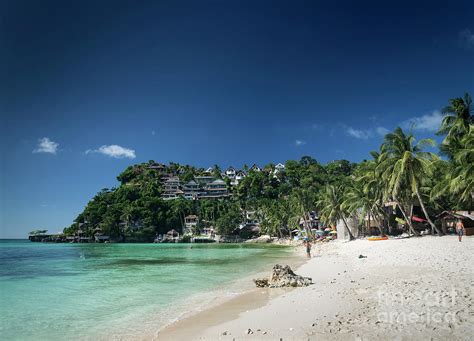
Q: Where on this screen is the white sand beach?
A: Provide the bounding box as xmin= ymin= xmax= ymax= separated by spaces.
xmin=158 ymin=236 xmax=473 ymax=340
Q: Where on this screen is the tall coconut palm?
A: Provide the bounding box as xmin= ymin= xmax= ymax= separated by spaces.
xmin=289 ymin=189 xmax=315 ymax=238
xmin=377 ymin=127 xmax=443 ymax=235
xmin=317 ymin=185 xmax=355 ymax=240
xmin=451 ymin=126 xmax=474 ymax=205
xmin=343 ymin=178 xmax=383 ymax=236
xmin=432 ymin=124 xmax=474 ymax=208
xmin=438 ymin=93 xmax=473 ymax=159
xmin=438 ymin=93 xmax=473 ymax=139
xmin=361 ymin=152 xmax=405 ymax=234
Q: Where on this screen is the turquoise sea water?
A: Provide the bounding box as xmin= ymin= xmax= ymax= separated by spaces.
xmin=0 ymin=240 xmax=295 ymax=340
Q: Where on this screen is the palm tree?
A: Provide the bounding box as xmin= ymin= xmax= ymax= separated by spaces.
xmin=359 ymin=152 xmax=400 ymax=234
xmin=289 ymin=189 xmax=315 ymax=238
xmin=432 ymin=124 xmax=474 ymax=208
xmin=377 ymin=127 xmax=443 ymax=235
xmin=343 ymin=178 xmax=383 ymax=236
xmin=437 ymin=93 xmax=473 ymax=159
xmin=317 ymin=185 xmax=355 ymax=240
xmin=438 ymin=93 xmax=473 ymax=138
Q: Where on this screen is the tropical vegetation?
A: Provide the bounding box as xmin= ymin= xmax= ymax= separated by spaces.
xmin=63 ymin=93 xmax=473 ymax=241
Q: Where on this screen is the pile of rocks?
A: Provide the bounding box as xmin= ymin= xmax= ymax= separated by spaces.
xmin=254 ymin=264 xmax=312 ymax=288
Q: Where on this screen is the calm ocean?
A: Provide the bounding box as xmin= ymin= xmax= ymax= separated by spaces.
xmin=0 ymin=239 xmax=295 ymax=340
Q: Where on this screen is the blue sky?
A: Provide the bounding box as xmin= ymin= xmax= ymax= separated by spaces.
xmin=1 ymin=0 xmax=473 ymax=238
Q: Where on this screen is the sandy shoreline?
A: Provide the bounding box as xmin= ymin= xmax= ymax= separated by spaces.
xmin=149 ymin=245 xmax=306 ymax=340
xmin=157 ymin=236 xmax=473 ymax=340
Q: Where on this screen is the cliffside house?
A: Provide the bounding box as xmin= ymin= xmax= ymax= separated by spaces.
xmin=235 ymin=170 xmax=246 ymax=181
xmin=274 ymin=163 xmax=286 ymax=174
xmin=147 ymin=162 xmax=166 ymax=172
xmin=230 ymin=170 xmax=246 ymax=186
xmin=204 ymin=179 xmax=229 ymax=198
xmin=195 ymin=175 xmax=216 ymax=186
xmin=225 ymin=166 xmax=237 ymax=178
xmin=93 ymin=227 xmax=109 ymax=242
xmin=162 ymin=177 xmax=182 ymax=200
xmin=250 ymin=164 xmax=261 ymax=172
xmin=183 ymin=180 xmax=201 ymax=200
xmin=184 ymin=215 xmax=199 ymax=234
xmin=75 ymin=228 xmax=91 ymax=243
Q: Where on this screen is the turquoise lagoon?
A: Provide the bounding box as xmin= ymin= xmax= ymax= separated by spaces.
xmin=0 ymin=240 xmax=295 ymax=340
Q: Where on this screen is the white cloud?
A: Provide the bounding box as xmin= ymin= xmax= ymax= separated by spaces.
xmin=86 ymin=145 xmax=136 ymax=159
xmin=401 ymin=111 xmax=443 ymax=132
xmin=345 ymin=127 xmax=372 ymax=139
xmin=375 ymin=126 xmax=390 ymax=136
xmin=295 ymin=140 xmax=306 ymax=146
xmin=458 ymin=28 xmax=474 ymax=50
xmin=344 ymin=125 xmax=390 ymax=139
xmin=33 ymin=137 xmax=59 ymax=154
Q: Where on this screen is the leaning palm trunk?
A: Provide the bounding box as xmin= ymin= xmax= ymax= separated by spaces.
xmin=341 ymin=216 xmax=355 ymax=240
xmin=414 ymin=186 xmax=443 ymax=235
xmin=393 ymin=198 xmax=419 ymax=236
xmin=367 ymin=213 xmax=370 ymax=236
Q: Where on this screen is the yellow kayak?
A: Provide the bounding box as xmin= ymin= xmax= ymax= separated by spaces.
xmin=368 ymin=236 xmax=388 ymax=241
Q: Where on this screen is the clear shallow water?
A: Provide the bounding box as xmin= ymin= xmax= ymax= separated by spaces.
xmin=0 ymin=240 xmax=295 ymax=340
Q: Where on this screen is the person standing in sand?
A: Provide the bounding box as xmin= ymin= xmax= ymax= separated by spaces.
xmin=304 ymin=239 xmax=312 ymax=258
xmin=456 ymin=219 xmax=465 ymax=242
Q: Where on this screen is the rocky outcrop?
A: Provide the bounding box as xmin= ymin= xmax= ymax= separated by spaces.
xmin=254 ymin=264 xmax=312 ymax=288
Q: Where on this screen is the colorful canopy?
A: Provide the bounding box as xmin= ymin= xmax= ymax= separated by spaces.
xmin=411 ymin=216 xmax=427 ymax=223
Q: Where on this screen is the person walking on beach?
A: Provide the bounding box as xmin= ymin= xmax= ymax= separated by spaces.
xmin=456 ymin=219 xmax=465 ymax=242
xmin=304 ymin=239 xmax=312 ymax=258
